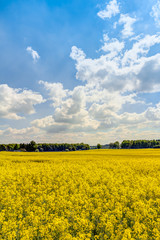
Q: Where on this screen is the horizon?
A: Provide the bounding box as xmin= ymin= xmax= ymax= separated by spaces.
xmin=1 ymin=0 xmax=160 ymax=145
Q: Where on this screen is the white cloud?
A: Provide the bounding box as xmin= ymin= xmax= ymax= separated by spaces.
xmin=0 ymin=126 xmax=44 ymax=143
xmin=31 ymin=115 xmax=54 ymax=128
xmin=31 ymin=116 xmax=71 ymax=133
xmin=0 ymin=84 xmax=45 ymax=119
xmin=39 ymin=80 xmax=69 ymax=107
xmin=64 ymin=86 xmax=86 ymax=115
xmin=97 ymin=0 xmax=120 ymax=19
xmin=122 ymin=34 xmax=160 ymax=66
xmin=38 ymin=77 xmax=146 ymax=137
xmin=150 ymin=0 xmax=160 ymax=26
xmin=3 ymin=127 xmax=38 ymax=136
xmin=29 ymin=101 xmax=160 ymax=144
xmin=88 ymin=103 xmax=146 ymax=131
xmin=70 ymin=46 xmax=86 ymax=61
xmin=70 ymin=32 xmax=160 ymax=94
xmin=119 ymin=14 xmax=137 ymax=38
xmin=40 ymin=78 xmax=138 ymax=115
xmin=2 ymin=97 xmax=160 ymax=144
xmin=101 ymin=34 xmax=124 ymax=58
xmin=31 ymin=108 xmax=99 ymax=134
xmin=145 ymin=103 xmax=160 ymax=121
xmin=26 ymin=46 xmax=40 ymax=63
xmin=113 ymin=21 xmax=118 ymax=29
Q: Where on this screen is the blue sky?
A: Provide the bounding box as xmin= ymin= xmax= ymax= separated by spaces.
xmin=1 ymin=0 xmax=160 ymax=144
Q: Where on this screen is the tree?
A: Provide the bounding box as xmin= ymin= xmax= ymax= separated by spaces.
xmin=27 ymin=141 xmax=37 ymax=152
xmin=121 ymin=140 xmax=132 ymax=149
xmin=109 ymin=143 xmax=114 ymax=149
xmin=14 ymin=144 xmax=20 ymax=150
xmin=72 ymin=146 xmax=76 ymax=151
xmin=97 ymin=143 xmax=102 ymax=149
xmin=113 ymin=141 xmax=120 ymax=149
xmin=109 ymin=141 xmax=120 ymax=149
xmin=0 ymin=144 xmax=7 ymax=151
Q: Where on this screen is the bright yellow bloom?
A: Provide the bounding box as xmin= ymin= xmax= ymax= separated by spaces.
xmin=0 ymin=149 xmax=160 ymax=239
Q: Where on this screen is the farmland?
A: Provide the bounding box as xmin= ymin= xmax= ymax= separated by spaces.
xmin=1 ymin=150 xmax=160 ymax=239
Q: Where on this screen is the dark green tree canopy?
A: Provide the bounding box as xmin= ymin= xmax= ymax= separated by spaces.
xmin=97 ymin=143 xmax=102 ymax=149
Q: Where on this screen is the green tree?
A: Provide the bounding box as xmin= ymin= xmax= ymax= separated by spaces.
xmin=121 ymin=140 xmax=132 ymax=149
xmin=97 ymin=143 xmax=102 ymax=149
xmin=113 ymin=141 xmax=120 ymax=149
xmin=27 ymin=141 xmax=37 ymax=152
xmin=109 ymin=143 xmax=114 ymax=149
xmin=0 ymin=144 xmax=7 ymax=151
xmin=14 ymin=144 xmax=20 ymax=150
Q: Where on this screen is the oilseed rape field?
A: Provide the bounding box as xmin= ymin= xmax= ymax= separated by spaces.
xmin=1 ymin=150 xmax=160 ymax=239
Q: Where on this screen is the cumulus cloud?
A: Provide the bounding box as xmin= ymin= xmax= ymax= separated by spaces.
xmin=70 ymin=33 xmax=160 ymax=93
xmin=29 ymin=100 xmax=160 ymax=144
xmin=70 ymin=46 xmax=86 ymax=61
xmin=119 ymin=14 xmax=137 ymax=38
xmin=31 ymin=116 xmax=71 ymax=133
xmin=3 ymin=126 xmax=38 ymax=136
xmin=31 ymin=108 xmax=99 ymax=134
xmin=0 ymin=126 xmax=45 ymax=143
xmin=145 ymin=103 xmax=160 ymax=121
xmin=26 ymin=46 xmax=40 ymax=63
xmin=31 ymin=115 xmax=54 ymax=128
xmin=150 ymin=0 xmax=160 ymax=26
xmin=101 ymin=34 xmax=124 ymax=58
xmin=39 ymin=80 xmax=69 ymax=107
xmin=122 ymin=34 xmax=160 ymax=66
xmin=0 ymin=84 xmax=45 ymax=120
xmin=1 ymin=99 xmax=159 ymax=144
xmin=88 ymin=103 xmax=146 ymax=131
xmin=97 ymin=0 xmax=120 ymax=19
xmin=37 ymin=77 xmax=144 ymax=136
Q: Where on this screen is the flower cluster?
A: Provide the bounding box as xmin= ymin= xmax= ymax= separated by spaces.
xmin=0 ymin=150 xmax=160 ymax=239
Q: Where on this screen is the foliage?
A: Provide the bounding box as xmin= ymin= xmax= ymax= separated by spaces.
xmin=153 ymin=145 xmax=160 ymax=148
xmin=1 ymin=150 xmax=160 ymax=239
xmin=121 ymin=139 xmax=160 ymax=149
xmin=109 ymin=141 xmax=120 ymax=149
xmin=0 ymin=142 xmax=90 ymax=152
xmin=97 ymin=143 xmax=102 ymax=149
xmin=26 ymin=141 xmax=38 ymax=152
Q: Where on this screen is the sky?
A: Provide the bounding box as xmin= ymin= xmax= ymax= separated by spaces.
xmin=1 ymin=0 xmax=160 ymax=144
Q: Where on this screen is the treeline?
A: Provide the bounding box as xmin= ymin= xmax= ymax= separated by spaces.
xmin=109 ymin=140 xmax=160 ymax=149
xmin=0 ymin=141 xmax=90 ymax=152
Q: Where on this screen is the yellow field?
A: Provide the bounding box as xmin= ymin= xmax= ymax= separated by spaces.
xmin=1 ymin=150 xmax=160 ymax=239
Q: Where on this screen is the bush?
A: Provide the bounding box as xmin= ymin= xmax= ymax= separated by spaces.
xmin=153 ymin=145 xmax=160 ymax=148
